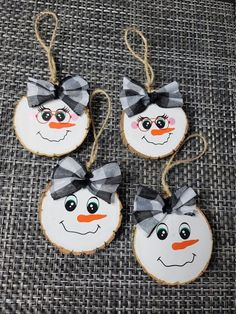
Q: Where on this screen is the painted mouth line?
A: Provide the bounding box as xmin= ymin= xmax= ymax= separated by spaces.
xmin=157 ymin=253 xmax=196 ymax=267
xmin=60 ymin=221 xmax=101 ymax=235
xmin=37 ymin=130 xmax=71 ymax=142
xmin=142 ymin=133 xmax=172 ymax=145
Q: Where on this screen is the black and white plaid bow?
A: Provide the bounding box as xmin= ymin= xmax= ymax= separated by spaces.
xmin=120 ymin=77 xmax=183 ymax=117
xmin=27 ymin=75 xmax=89 ymax=115
xmin=51 ymin=157 xmax=122 ymax=204
xmin=133 ymin=185 xmax=196 ymax=236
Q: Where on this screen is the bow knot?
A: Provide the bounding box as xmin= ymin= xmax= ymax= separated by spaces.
xmin=162 ymin=197 xmax=173 ymax=214
xmin=120 ymin=77 xmax=183 ymax=117
xmin=148 ymin=91 xmax=161 ymax=104
xmin=82 ymin=171 xmax=94 ymax=187
xmin=54 ymin=84 xmax=64 ymax=99
xmin=27 ymin=75 xmax=89 ymax=115
xmin=51 ymin=157 xmax=121 ymax=204
xmin=133 ymin=185 xmax=197 ymax=236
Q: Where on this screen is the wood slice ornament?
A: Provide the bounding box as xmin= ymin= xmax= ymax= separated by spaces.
xmin=132 ymin=134 xmax=213 ymax=285
xmin=39 ymin=89 xmax=122 ymax=255
xmin=14 ymin=12 xmax=90 ymax=157
xmin=120 ymin=28 xmax=188 ymax=159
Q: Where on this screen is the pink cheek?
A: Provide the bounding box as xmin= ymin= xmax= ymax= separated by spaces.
xmin=29 ymin=111 xmax=37 ymax=121
xmin=168 ymin=117 xmax=175 ymax=125
xmin=70 ymin=113 xmax=79 ymax=121
xmin=131 ymin=121 xmax=138 ymax=129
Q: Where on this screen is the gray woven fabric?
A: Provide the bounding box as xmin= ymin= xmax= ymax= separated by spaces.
xmin=0 ymin=0 xmax=235 ymax=313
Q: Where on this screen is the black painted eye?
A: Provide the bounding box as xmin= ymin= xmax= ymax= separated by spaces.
xmin=42 ymin=111 xmax=52 ymax=121
xmin=179 ymin=222 xmax=191 ymax=239
xmin=139 ymin=118 xmax=152 ymax=131
xmin=156 ymin=223 xmax=168 ymax=240
xmin=37 ymin=110 xmax=52 ymax=123
xmin=55 ymin=111 xmax=66 ymax=122
xmin=87 ymin=197 xmax=99 ymax=214
xmin=64 ymin=195 xmax=78 ymax=212
xmin=155 ymin=117 xmax=166 ymax=129
xmin=142 ymin=119 xmax=152 ymax=129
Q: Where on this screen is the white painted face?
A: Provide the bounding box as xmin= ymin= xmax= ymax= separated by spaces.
xmin=134 ymin=210 xmax=212 ymax=285
xmin=40 ymin=187 xmax=122 ymax=254
xmin=122 ymin=104 xmax=188 ymax=158
xmin=14 ymin=97 xmax=90 ymax=156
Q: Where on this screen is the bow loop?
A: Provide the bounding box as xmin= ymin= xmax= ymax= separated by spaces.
xmin=133 ymin=185 xmax=196 ymax=236
xmin=133 ymin=186 xmax=166 ymax=235
xmin=51 ymin=157 xmax=121 ymax=204
xmin=120 ymin=77 xmax=183 ymax=117
xmin=27 ymin=75 xmax=89 ymax=115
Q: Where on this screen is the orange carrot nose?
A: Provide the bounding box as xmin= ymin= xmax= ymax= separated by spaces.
xmin=77 ymin=214 xmax=107 ymax=223
xmin=49 ymin=122 xmax=76 ymax=129
xmin=172 ymin=239 xmax=199 ymax=250
xmin=151 ymin=127 xmax=175 ymax=136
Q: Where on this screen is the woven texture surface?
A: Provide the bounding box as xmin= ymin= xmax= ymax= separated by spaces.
xmin=0 ymin=0 xmax=235 ymax=313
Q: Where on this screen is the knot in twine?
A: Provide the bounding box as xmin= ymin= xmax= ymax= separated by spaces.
xmin=85 ymin=89 xmax=112 ymax=171
xmin=124 ymin=27 xmax=155 ymax=92
xmin=34 ymin=11 xmax=59 ymax=85
xmin=161 ymin=134 xmax=208 ymax=198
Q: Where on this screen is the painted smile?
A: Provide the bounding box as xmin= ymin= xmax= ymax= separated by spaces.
xmin=157 ymin=253 xmax=196 ymax=267
xmin=60 ymin=221 xmax=101 ymax=235
xmin=142 ymin=133 xmax=172 ymax=145
xmin=37 ymin=130 xmax=71 ymax=142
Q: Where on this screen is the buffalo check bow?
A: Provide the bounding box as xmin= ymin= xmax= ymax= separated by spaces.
xmin=133 ymin=185 xmax=196 ymax=236
xmin=51 ymin=157 xmax=122 ymax=204
xmin=120 ymin=77 xmax=183 ymax=117
xmin=27 ymin=75 xmax=89 ymax=115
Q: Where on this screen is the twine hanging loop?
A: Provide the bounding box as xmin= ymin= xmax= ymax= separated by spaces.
xmin=161 ymin=134 xmax=208 ymax=198
xmin=86 ymin=89 xmax=112 ymax=171
xmin=34 ymin=11 xmax=59 ymax=85
xmin=124 ymin=27 xmax=155 ymax=92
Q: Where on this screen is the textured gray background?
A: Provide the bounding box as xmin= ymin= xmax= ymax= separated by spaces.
xmin=0 ymin=0 xmax=235 ymax=313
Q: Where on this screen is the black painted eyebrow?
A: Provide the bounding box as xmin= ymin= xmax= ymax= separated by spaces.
xmin=58 ymin=106 xmax=70 ymax=113
xmin=38 ymin=105 xmax=51 ymax=112
xmin=137 ymin=116 xmax=151 ymax=121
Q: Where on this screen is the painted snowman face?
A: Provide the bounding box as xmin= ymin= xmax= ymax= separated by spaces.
xmin=14 ymin=97 xmax=90 ymax=156
xmin=40 ymin=186 xmax=122 ymax=254
xmin=122 ymin=104 xmax=188 ymax=158
xmin=134 ymin=210 xmax=212 ymax=284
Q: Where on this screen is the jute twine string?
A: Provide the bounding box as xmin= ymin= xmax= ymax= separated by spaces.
xmin=86 ymin=89 xmax=112 ymax=171
xmin=161 ymin=134 xmax=208 ymax=198
xmin=124 ymin=27 xmax=155 ymax=92
xmin=34 ymin=11 xmax=59 ymax=85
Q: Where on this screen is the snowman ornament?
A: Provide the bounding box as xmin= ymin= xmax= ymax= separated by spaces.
xmin=120 ymin=77 xmax=188 ymax=159
xmin=133 ymin=185 xmax=213 ymax=285
xmin=14 ymin=76 xmax=90 ymax=157
xmin=14 ymin=12 xmax=91 ymax=157
xmin=39 ymin=157 xmax=122 ymax=254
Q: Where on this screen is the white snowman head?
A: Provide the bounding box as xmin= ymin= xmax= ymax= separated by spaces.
xmin=120 ymin=77 xmax=188 ymax=158
xmin=14 ymin=76 xmax=90 ymax=156
xmin=133 ymin=186 xmax=212 ymax=285
xmin=39 ymin=157 xmax=122 ymax=254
